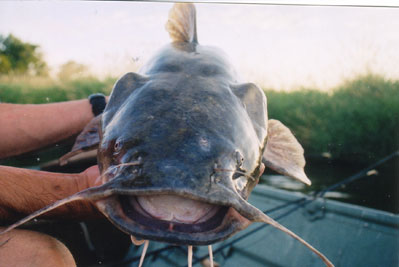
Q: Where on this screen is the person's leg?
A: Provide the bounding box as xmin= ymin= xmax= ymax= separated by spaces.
xmin=0 ymin=227 xmax=75 ymax=267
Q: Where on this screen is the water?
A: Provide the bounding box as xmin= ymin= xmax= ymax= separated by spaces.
xmin=261 ymin=157 xmax=399 ymax=214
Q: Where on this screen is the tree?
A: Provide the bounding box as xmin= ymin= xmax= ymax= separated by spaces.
xmin=57 ymin=61 xmax=90 ymax=81
xmin=0 ymin=34 xmax=48 ymax=76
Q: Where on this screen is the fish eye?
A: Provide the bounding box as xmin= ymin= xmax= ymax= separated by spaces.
xmin=114 ymin=140 xmax=122 ymax=152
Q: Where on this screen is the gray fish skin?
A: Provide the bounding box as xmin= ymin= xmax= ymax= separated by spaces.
xmin=96 ymin=40 xmax=268 ymax=245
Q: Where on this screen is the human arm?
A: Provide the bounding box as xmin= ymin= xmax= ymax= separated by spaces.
xmin=0 ymin=99 xmax=95 ymax=159
xmin=0 ymin=165 xmax=103 ymax=222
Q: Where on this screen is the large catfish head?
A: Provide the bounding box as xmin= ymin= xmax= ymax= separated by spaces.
xmin=95 ymin=67 xmax=266 ymax=245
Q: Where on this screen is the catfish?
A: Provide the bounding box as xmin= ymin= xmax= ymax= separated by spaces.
xmin=1 ymin=3 xmax=333 ymax=267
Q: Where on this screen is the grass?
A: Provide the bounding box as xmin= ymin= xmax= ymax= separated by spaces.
xmin=266 ymin=74 xmax=399 ymax=163
xmin=0 ymin=75 xmax=115 ymax=104
xmin=1 ymin=73 xmax=398 ymax=164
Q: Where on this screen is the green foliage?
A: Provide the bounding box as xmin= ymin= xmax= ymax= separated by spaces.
xmin=0 ymin=76 xmax=115 ymax=104
xmin=57 ymin=61 xmax=91 ymax=81
xmin=0 ymin=34 xmax=48 ymax=76
xmin=266 ymin=74 xmax=399 ymax=163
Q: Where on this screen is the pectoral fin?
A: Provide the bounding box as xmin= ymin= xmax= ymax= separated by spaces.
xmin=262 ymin=119 xmax=311 ymax=185
xmin=59 ymin=115 xmax=101 ymax=166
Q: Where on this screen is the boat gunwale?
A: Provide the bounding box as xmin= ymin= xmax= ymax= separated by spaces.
xmin=251 ymin=184 xmax=399 ymax=228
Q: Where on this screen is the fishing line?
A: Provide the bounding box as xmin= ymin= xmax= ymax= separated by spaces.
xmin=315 ymin=150 xmax=399 ymax=198
xmin=79 ymin=222 xmax=96 ymax=251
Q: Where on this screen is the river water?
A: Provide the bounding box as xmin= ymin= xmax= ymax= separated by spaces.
xmin=261 ymin=157 xmax=398 ymax=214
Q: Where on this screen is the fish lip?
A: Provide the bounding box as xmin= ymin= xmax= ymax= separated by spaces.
xmin=121 ymin=196 xmax=228 ymax=233
xmin=95 ymin=192 xmax=251 ymax=246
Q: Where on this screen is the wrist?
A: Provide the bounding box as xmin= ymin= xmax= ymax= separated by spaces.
xmin=88 ymin=93 xmax=106 ymax=117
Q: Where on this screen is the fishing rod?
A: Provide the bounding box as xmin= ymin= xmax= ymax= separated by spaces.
xmin=316 ymin=150 xmax=399 ymax=198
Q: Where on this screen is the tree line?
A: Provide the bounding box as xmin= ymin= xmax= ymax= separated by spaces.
xmin=0 ymin=34 xmax=48 ymax=76
xmin=0 ymin=34 xmax=89 ymax=80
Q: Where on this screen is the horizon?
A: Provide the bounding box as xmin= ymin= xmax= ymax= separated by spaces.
xmin=1 ymin=2 xmax=399 ymax=91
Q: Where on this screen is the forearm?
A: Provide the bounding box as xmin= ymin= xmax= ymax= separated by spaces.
xmin=0 ymin=99 xmax=94 ymax=159
xmin=0 ymin=166 xmax=98 ymax=222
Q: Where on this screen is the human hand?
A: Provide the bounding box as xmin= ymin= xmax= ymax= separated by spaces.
xmin=0 ymin=165 xmax=104 ymax=222
xmin=39 ymin=165 xmax=104 ymax=220
xmin=66 ymin=165 xmax=104 ymax=219
xmin=79 ymin=165 xmax=103 ymax=190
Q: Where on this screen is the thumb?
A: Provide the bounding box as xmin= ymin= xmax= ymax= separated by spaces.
xmin=84 ymin=166 xmax=102 ymax=187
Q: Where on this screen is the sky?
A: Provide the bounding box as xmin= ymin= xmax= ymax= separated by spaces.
xmin=1 ymin=1 xmax=398 ymax=90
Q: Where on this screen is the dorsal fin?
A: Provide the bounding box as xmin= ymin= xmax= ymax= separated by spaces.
xmin=166 ymin=3 xmax=198 ymax=43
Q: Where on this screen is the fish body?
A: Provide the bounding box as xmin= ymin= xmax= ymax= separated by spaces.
xmin=1 ymin=3 xmax=332 ymax=266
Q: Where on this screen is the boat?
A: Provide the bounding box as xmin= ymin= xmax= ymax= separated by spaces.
xmin=116 ymin=184 xmax=399 ymax=267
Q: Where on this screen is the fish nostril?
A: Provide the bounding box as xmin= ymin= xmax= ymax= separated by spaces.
xmin=131 ymin=167 xmax=143 ymax=176
xmin=232 ymin=171 xmax=242 ymax=180
xmin=198 ymin=136 xmax=211 ymax=152
xmin=114 ymin=139 xmax=123 ymax=152
xmin=234 ymin=150 xmax=244 ymax=167
xmin=120 ymin=150 xmax=145 ymax=164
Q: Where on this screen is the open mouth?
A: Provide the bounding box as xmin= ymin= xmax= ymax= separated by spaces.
xmin=120 ymin=195 xmax=229 ymax=234
xmin=97 ymin=193 xmax=250 ymax=246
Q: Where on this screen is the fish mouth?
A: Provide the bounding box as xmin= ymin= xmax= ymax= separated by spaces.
xmin=96 ymin=193 xmax=251 ymax=246
xmin=126 ymin=195 xmax=225 ymax=230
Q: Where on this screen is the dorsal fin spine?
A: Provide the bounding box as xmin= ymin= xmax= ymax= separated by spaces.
xmin=166 ymin=3 xmax=198 ymax=43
